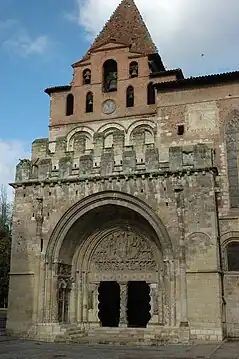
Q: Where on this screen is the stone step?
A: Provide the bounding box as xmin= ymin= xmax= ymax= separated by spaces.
xmin=55 ymin=335 xmax=71 ymax=343
xmin=88 ymin=332 xmax=149 ymax=338
xmin=69 ymin=332 xmax=87 ymax=339
xmin=68 ymin=335 xmax=167 ymax=345
xmin=66 ymin=328 xmax=85 ymax=335
xmin=88 ymin=328 xmax=149 ymax=334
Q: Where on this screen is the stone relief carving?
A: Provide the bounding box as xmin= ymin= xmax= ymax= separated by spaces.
xmin=150 ymin=285 xmax=159 ymax=315
xmin=57 ymin=263 xmax=72 ymax=277
xmin=91 ymin=230 xmax=156 ymax=271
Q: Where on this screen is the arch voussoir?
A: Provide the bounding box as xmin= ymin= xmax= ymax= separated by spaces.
xmin=46 ymin=191 xmax=173 ymax=263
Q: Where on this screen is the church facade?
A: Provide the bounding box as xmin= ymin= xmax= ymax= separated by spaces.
xmin=6 ymin=0 xmax=239 ymax=344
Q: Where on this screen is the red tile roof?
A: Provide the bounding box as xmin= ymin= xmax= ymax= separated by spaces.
xmin=74 ymin=0 xmax=158 ymax=66
xmin=154 ymin=71 xmax=239 ymax=91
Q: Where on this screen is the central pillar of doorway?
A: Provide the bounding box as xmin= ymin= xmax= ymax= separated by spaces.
xmin=119 ymin=283 xmax=128 ymax=327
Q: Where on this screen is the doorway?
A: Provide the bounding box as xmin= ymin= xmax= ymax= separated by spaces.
xmin=127 ymin=281 xmax=151 ymax=328
xmin=98 ymin=281 xmax=120 ymax=327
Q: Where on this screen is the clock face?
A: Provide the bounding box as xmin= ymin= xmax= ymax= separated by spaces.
xmin=102 ymin=100 xmax=116 ymax=115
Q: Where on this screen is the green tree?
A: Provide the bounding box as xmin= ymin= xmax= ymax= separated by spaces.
xmin=0 ymin=186 xmax=12 ymax=308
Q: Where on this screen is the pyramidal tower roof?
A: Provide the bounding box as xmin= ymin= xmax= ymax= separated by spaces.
xmin=80 ymin=0 xmax=158 ymax=62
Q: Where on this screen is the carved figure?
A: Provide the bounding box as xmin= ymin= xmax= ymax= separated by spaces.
xmin=91 ymin=230 xmax=156 ymax=271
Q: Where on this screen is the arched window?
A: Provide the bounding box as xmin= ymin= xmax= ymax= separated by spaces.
xmin=126 ymin=86 xmax=134 ymax=108
xmin=103 ymin=59 xmax=117 ymax=93
xmin=86 ymin=92 xmax=93 ymax=113
xmin=129 ymin=61 xmax=138 ymax=78
xmin=226 ymin=242 xmax=239 ymax=271
xmin=147 ymin=82 xmax=155 ymax=105
xmin=66 ymin=94 xmax=74 ymax=116
xmin=226 ymin=113 xmax=239 ymax=208
xmin=83 ymin=68 xmax=91 ymax=85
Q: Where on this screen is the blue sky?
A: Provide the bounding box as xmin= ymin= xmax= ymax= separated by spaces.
xmin=0 ymin=0 xmax=90 ymax=142
xmin=1 ymin=0 xmax=239 ymax=197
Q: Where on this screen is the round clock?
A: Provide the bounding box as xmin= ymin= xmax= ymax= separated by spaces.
xmin=102 ymin=100 xmax=116 ymax=115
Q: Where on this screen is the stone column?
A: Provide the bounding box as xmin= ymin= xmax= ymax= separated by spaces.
xmin=158 ymin=270 xmax=164 ymax=324
xmin=175 ymin=186 xmax=188 ymax=327
xmin=119 ymin=283 xmax=128 ymax=327
xmin=82 ymin=272 xmax=88 ymax=323
xmin=93 ymin=283 xmax=100 ymax=323
xmin=77 ymin=272 xmax=83 ymax=323
xmin=50 ymin=262 xmax=59 ymax=323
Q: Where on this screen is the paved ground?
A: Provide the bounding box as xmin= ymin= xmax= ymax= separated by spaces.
xmin=1 ymin=340 xmax=239 ymax=359
xmin=2 ymin=313 xmax=239 ymax=358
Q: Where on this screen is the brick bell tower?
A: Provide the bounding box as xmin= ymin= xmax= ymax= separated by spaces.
xmin=45 ymin=0 xmax=166 ymax=135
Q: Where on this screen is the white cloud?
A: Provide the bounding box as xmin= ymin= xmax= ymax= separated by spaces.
xmin=70 ymin=0 xmax=239 ymax=76
xmin=0 ymin=19 xmax=49 ymax=57
xmin=0 ymin=140 xmax=29 ymax=200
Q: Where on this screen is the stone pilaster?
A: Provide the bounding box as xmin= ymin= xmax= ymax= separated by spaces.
xmin=175 ymin=186 xmax=188 ymax=327
xmin=33 ymin=197 xmax=44 ymax=324
xmin=69 ymin=280 xmax=76 ymax=323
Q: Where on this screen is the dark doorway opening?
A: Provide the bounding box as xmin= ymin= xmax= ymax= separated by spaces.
xmin=127 ymin=281 xmax=151 ymax=328
xmin=98 ymin=281 xmax=120 ymax=327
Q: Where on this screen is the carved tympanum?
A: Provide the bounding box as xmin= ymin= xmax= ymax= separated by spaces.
xmin=91 ymin=230 xmax=156 ymax=271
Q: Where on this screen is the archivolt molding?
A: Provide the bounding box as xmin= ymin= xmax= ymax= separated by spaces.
xmin=221 ymin=231 xmax=239 ymax=248
xmin=184 ymin=232 xmax=213 ymax=258
xmin=96 ymin=122 xmax=126 ymax=135
xmin=45 ymin=191 xmax=173 ymax=264
xmin=185 ymin=231 xmax=211 ymax=243
xmin=66 ymin=126 xmax=94 ymax=151
xmin=71 ymin=221 xmax=162 ymax=274
xmin=126 ymin=119 xmax=156 ymax=146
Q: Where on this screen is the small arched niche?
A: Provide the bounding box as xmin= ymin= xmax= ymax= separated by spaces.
xmin=103 ymin=59 xmax=118 ymax=93
xmin=66 ymin=94 xmax=74 ymax=116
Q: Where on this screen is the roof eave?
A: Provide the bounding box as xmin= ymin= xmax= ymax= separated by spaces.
xmin=44 ymin=85 xmax=72 ymax=96
xmin=154 ymin=71 xmax=239 ymax=92
xmin=150 ymin=68 xmax=184 ymax=80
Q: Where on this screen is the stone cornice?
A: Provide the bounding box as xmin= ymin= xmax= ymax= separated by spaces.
xmin=10 ymin=167 xmax=218 ymax=189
